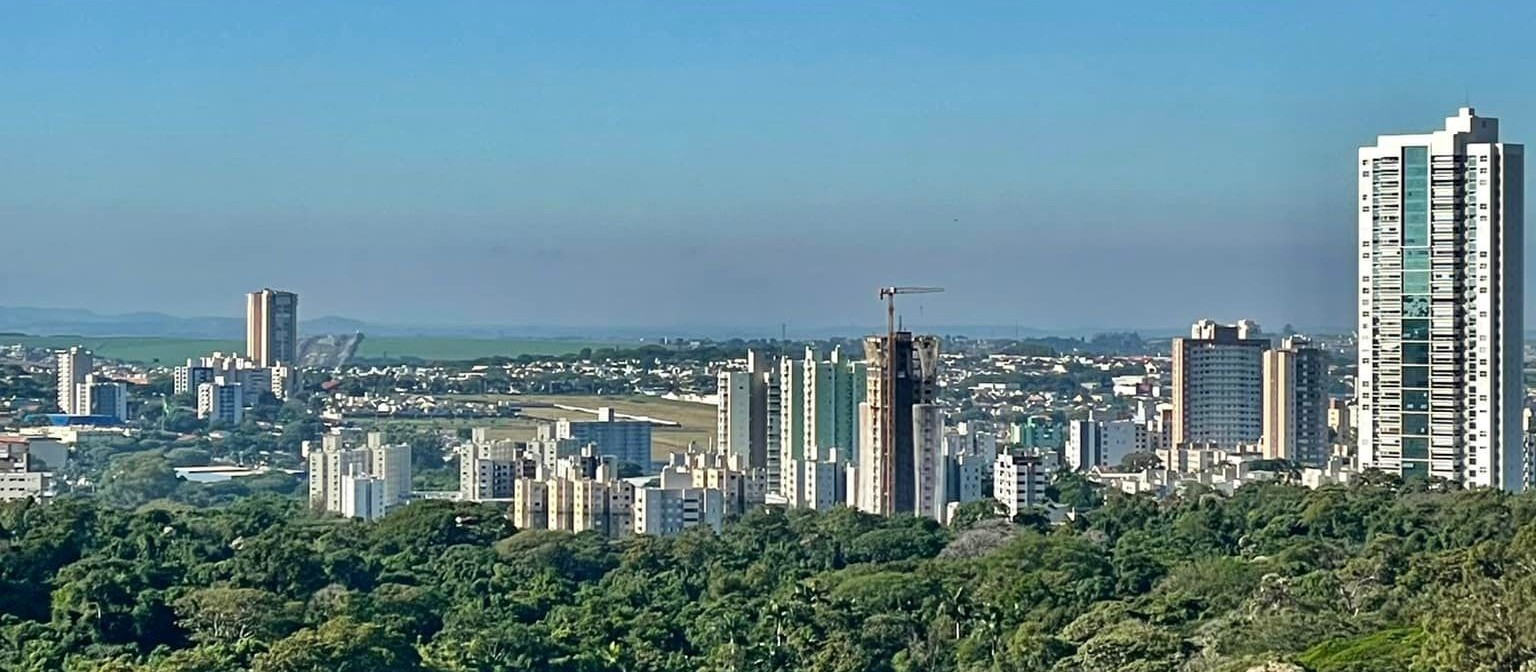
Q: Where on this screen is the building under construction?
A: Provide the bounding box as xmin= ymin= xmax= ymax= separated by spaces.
xmin=855 ymin=331 xmax=943 ymax=516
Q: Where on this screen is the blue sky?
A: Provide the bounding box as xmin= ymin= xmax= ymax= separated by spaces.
xmin=4 ymin=1 xmax=1535 ymax=334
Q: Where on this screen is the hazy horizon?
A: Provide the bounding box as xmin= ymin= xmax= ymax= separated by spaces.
xmin=5 ymin=1 xmax=1535 ymax=330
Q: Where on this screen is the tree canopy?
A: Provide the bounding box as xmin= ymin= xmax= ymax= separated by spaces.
xmin=2 ymin=480 xmax=1536 ymax=671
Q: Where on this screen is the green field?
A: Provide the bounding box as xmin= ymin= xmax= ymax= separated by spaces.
xmin=355 ymin=394 xmax=718 ymax=461
xmin=0 ymin=335 xmax=605 ymax=364
xmin=0 ymin=335 xmax=243 ymax=364
xmin=356 ymin=337 xmax=604 ymax=361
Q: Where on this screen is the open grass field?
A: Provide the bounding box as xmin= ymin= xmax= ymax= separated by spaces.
xmin=512 ymin=394 xmax=717 ymax=457
xmin=362 ymin=394 xmax=718 ymax=461
xmin=0 ymin=335 xmax=604 ymax=364
xmin=333 ymin=392 xmax=715 ymax=463
xmin=355 ymin=337 xmax=605 ymax=361
xmin=0 ymin=335 xmax=242 ymax=364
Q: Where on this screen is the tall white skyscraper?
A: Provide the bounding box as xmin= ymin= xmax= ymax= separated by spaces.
xmin=56 ymin=347 xmax=93 ymax=415
xmin=1358 ymin=108 xmax=1524 ymax=490
xmin=716 ymin=351 xmax=774 ymax=479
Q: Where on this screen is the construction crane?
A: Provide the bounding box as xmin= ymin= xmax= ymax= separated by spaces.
xmin=875 ymin=286 xmax=944 ymax=513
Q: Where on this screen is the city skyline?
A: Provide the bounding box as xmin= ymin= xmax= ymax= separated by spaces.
xmin=6 ymin=3 xmax=1536 ymax=328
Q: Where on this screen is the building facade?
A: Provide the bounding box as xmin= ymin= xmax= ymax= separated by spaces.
xmin=994 ymin=453 xmax=1051 ymax=518
xmin=1262 ymin=336 xmax=1329 ymax=466
xmin=1065 ymin=419 xmax=1103 ymax=471
xmin=246 ymin=288 xmax=299 ymax=367
xmin=716 ymin=351 xmax=773 ymax=483
xmin=1357 ymin=108 xmax=1524 ymax=489
xmin=1171 ymin=320 xmax=1270 ymax=449
xmin=855 ymin=332 xmax=940 ymax=516
xmin=86 ymin=376 xmax=128 ymax=422
xmin=196 ymin=377 xmax=244 ymax=425
xmin=555 ymin=408 xmax=653 ymax=468
xmin=56 ymin=347 xmax=93 ymax=416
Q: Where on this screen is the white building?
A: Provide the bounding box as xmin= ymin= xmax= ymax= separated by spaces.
xmin=197 ymin=377 xmax=244 ymax=425
xmin=307 ymin=433 xmax=412 ymax=516
xmin=1358 ymin=108 xmax=1524 ymax=490
xmin=780 ymin=347 xmax=866 ymax=507
xmin=56 ymin=347 xmax=93 ymax=415
xmin=1065 ymin=419 xmax=1103 ymax=471
xmin=994 ymin=453 xmax=1051 ymax=518
xmin=340 ymin=474 xmax=387 ymax=520
xmin=0 ymin=438 xmax=52 ymax=502
xmin=370 ymin=441 xmax=413 ymax=508
xmin=175 ymin=353 xmax=291 ymax=399
xmin=308 ymin=443 xmax=370 ymax=513
xmin=634 ymin=486 xmax=725 ymax=536
xmin=912 ymin=404 xmax=947 ymax=521
xmin=717 ymin=351 xmax=776 ymax=487
xmin=1101 ymin=419 xmax=1150 ymax=469
xmin=800 ymin=455 xmax=848 ymax=510
xmin=460 ymin=440 xmax=531 ymax=501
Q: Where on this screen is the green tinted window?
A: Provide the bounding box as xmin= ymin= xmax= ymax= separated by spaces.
xmin=1403 ymin=390 xmax=1429 ymax=411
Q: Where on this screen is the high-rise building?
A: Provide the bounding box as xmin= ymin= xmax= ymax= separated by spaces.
xmin=1358 ymin=108 xmax=1524 ymax=490
xmin=370 ymin=440 xmax=413 ymax=508
xmin=307 ymin=433 xmax=412 ymax=516
xmin=56 ymin=347 xmax=93 ymax=415
xmin=1065 ymin=419 xmax=1103 ymax=471
xmin=85 ymin=376 xmax=128 ymax=422
xmin=340 ymin=474 xmax=387 ymax=520
xmin=778 ymin=346 xmax=866 ymax=507
xmin=1101 ymin=419 xmax=1150 ymax=469
xmin=855 ymin=332 xmax=940 ymax=516
xmin=459 ymin=440 xmax=530 ymax=501
xmin=1262 ymin=336 xmax=1329 ymax=466
xmin=196 ymin=377 xmax=244 ymax=425
xmin=994 ymin=453 xmax=1051 ymax=519
xmin=246 ymin=289 xmax=299 ymax=367
xmin=1171 ymin=320 xmax=1270 ymax=449
xmin=554 ymin=408 xmax=653 ymax=468
xmin=174 ymin=352 xmax=290 ymax=399
xmin=912 ymin=404 xmax=947 ymax=520
xmin=716 ymin=351 xmax=773 ymax=480
xmin=634 ymin=486 xmax=725 ymax=536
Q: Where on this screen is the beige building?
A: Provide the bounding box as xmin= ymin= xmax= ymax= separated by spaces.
xmin=246 ymin=288 xmax=299 ymax=367
xmin=510 ymin=447 xmax=635 ymax=537
xmin=1261 ymin=336 xmax=1329 ymax=466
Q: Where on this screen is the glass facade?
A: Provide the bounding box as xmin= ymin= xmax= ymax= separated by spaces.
xmin=1398 ymin=146 xmax=1431 ymax=469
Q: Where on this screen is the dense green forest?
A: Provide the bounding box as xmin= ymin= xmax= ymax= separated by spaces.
xmin=2 ymin=479 xmax=1535 ymax=671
